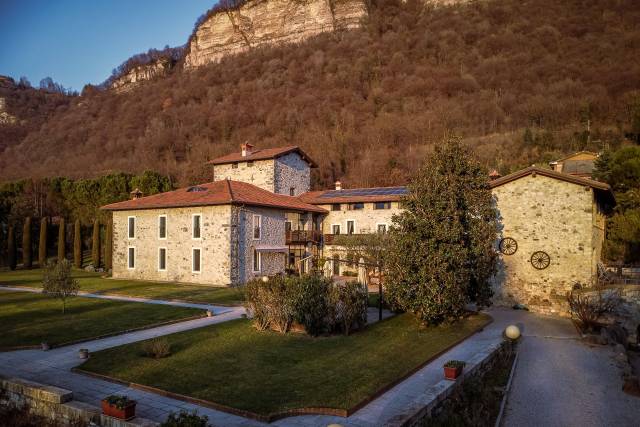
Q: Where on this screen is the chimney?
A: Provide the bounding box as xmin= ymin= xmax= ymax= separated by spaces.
xmin=335 ymin=180 xmax=342 ymax=191
xmin=489 ymin=170 xmax=501 ymax=180
xmin=241 ymin=142 xmax=254 ymax=157
xmin=130 ymin=188 xmax=143 ymax=200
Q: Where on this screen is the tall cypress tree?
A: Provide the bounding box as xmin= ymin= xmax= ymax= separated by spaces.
xmin=105 ymin=217 xmax=113 ymax=271
xmin=39 ymin=217 xmax=48 ymax=267
xmin=22 ymin=217 xmax=32 ymax=268
xmin=57 ymin=218 xmax=66 ymax=261
xmin=74 ymin=219 xmax=82 ymax=268
xmin=8 ymin=226 xmax=17 ymax=270
xmin=92 ymin=219 xmax=100 ymax=268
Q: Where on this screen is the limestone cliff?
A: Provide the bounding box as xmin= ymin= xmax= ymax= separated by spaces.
xmin=110 ymin=58 xmax=174 ymax=93
xmin=184 ymin=0 xmax=368 ymax=68
xmin=0 ymin=97 xmax=17 ymax=125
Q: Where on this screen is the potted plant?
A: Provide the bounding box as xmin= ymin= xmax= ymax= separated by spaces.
xmin=101 ymin=395 xmax=136 ymax=420
xmin=78 ymin=348 xmax=89 ymax=359
xmin=443 ymin=360 xmax=466 ymax=380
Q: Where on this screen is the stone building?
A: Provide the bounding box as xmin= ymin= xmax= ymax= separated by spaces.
xmin=489 ymin=166 xmax=613 ymax=315
xmin=549 ymin=151 xmax=599 ymax=178
xmin=103 ymin=145 xmax=613 ymax=315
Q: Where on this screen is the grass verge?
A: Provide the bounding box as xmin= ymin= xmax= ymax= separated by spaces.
xmin=78 ymin=312 xmax=491 ymax=418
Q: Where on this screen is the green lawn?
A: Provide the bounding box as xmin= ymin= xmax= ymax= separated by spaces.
xmin=0 ymin=268 xmax=244 ymax=305
xmin=79 ymin=313 xmax=491 ymax=417
xmin=0 ymin=291 xmax=204 ymax=348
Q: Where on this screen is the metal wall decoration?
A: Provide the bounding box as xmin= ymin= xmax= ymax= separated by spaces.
xmin=531 ymin=251 xmax=551 ymax=269
xmin=498 ymin=237 xmax=518 ymax=255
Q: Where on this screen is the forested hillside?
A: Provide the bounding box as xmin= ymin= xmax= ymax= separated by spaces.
xmin=1 ymin=0 xmax=639 ymax=188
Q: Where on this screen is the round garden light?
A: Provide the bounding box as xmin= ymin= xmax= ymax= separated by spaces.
xmin=505 ymin=325 xmax=521 ymax=340
xmin=262 ymin=276 xmax=269 ymax=283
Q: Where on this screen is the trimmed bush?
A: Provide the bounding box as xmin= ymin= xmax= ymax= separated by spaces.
xmin=57 ymin=219 xmax=66 ymax=261
xmin=161 ymin=410 xmax=208 ymax=427
xmin=105 ymin=217 xmax=113 ymax=270
xmin=142 ymin=338 xmax=171 ymax=359
xmin=330 ymin=281 xmax=368 ymax=336
xmin=8 ymin=226 xmax=17 ymax=270
xmin=38 ymin=217 xmax=47 ymax=266
xmin=74 ymin=219 xmax=82 ymax=268
xmin=92 ymin=219 xmax=100 ymax=268
xmin=292 ymin=275 xmax=332 ymax=336
xmin=22 ymin=217 xmax=32 ymax=268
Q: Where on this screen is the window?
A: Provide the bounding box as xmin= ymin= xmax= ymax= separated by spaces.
xmin=348 ymin=203 xmax=364 ymax=210
xmin=331 ymin=204 xmax=341 ymax=211
xmin=127 ymin=216 xmax=136 ymax=239
xmin=285 ymin=221 xmax=292 ymax=232
xmin=232 ymin=162 xmax=238 ymax=169
xmin=289 ymin=187 xmax=295 ymax=196
xmin=192 ymin=248 xmax=201 ymax=273
xmin=247 ymin=160 xmax=254 ymax=167
xmin=127 ymin=247 xmax=135 ymax=269
xmin=158 ymin=248 xmax=167 ymax=271
xmin=253 ymin=215 xmax=261 ymax=239
xmin=346 ymin=220 xmax=355 ymax=235
xmin=332 ymin=224 xmax=341 ymax=235
xmin=158 ymin=215 xmax=167 ymax=239
xmin=377 ymin=224 xmax=388 ymax=234
xmin=253 ymin=248 xmax=261 ymax=272
xmin=374 ymin=201 xmax=391 ymax=210
xmin=192 ymin=214 xmax=201 ymax=239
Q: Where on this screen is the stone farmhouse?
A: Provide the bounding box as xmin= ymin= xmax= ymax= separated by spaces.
xmin=102 ymin=145 xmax=614 ymax=315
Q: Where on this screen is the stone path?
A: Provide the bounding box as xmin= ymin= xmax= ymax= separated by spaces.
xmin=0 ymin=285 xmax=231 ymax=313
xmin=502 ymin=312 xmax=640 ymax=427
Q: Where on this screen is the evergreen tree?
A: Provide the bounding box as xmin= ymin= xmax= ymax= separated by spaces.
xmin=105 ymin=217 xmax=113 ymax=271
xmin=38 ymin=217 xmax=48 ymax=267
xmin=57 ymin=219 xmax=66 ymax=261
xmin=385 ymin=138 xmax=498 ymax=325
xmin=74 ymin=219 xmax=82 ymax=268
xmin=8 ymin=225 xmax=17 ymax=270
xmin=22 ymin=216 xmax=32 ymax=268
xmin=92 ymin=219 xmax=100 ymax=268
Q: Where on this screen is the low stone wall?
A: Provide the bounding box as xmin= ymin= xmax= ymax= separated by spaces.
xmin=583 ymin=285 xmax=640 ymax=342
xmin=387 ymin=340 xmax=512 ymax=427
xmin=0 ymin=376 xmax=157 ymax=427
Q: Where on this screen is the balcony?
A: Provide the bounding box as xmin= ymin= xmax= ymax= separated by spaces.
xmin=286 ymin=230 xmax=322 ymax=245
xmin=323 ymin=233 xmax=365 ymax=245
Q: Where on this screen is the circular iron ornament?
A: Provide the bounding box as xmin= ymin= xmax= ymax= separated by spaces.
xmin=531 ymin=251 xmax=551 ymax=270
xmin=499 ymin=237 xmax=518 ymax=255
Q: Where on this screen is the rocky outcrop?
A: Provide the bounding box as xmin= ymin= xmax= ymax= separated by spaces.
xmin=0 ymin=97 xmax=17 ymax=125
xmin=110 ymin=59 xmax=174 ymax=93
xmin=184 ymin=0 xmax=368 ymax=68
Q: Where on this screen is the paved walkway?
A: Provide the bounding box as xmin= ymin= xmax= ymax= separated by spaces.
xmin=502 ymin=312 xmax=640 ymax=427
xmin=0 ymin=285 xmax=231 ymax=313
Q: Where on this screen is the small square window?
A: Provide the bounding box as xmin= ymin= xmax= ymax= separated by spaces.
xmin=192 ymin=248 xmax=201 ymax=273
xmin=290 ymin=187 xmax=295 ymax=196
xmin=377 ymin=224 xmax=388 ymax=234
xmin=374 ymin=202 xmax=391 ymax=210
xmin=331 ymin=204 xmax=341 ymax=211
xmin=232 ymin=162 xmax=238 ymax=169
xmin=349 ymin=203 xmax=364 ymax=210
xmin=247 ymin=161 xmax=254 ymax=167
xmin=332 ymin=224 xmax=341 ymax=235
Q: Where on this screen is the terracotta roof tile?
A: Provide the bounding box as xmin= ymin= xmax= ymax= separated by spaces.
xmin=208 ymin=145 xmax=317 ymax=167
xmin=101 ymin=180 xmax=327 ymax=213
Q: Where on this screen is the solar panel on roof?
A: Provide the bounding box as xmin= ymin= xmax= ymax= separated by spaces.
xmin=318 ymin=187 xmax=407 ymax=198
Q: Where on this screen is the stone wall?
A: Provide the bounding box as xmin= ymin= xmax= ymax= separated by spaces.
xmin=213 ymin=159 xmax=276 ymax=192
xmin=491 ymin=174 xmax=600 ymax=316
xmin=274 ymin=152 xmax=311 ymax=195
xmin=184 ymin=0 xmax=368 ymax=68
xmin=112 ymin=206 xmax=233 ymax=286
xmin=235 ymin=205 xmax=287 ymax=283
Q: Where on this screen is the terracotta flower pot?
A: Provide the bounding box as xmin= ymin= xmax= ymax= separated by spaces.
xmin=444 ymin=365 xmax=463 ymax=380
xmin=101 ymin=400 xmax=136 ymax=420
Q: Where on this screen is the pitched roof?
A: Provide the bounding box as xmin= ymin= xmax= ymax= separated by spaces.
xmin=551 ymin=150 xmax=599 ymax=164
xmin=208 ymin=145 xmax=318 ymax=167
xmin=299 ymin=186 xmax=407 ymax=204
xmin=101 ymin=180 xmax=327 ymax=213
xmin=489 ymin=166 xmax=612 ymax=192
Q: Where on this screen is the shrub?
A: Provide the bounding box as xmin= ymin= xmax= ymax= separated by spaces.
xmin=567 ymin=286 xmax=621 ymax=332
xmin=292 ymin=275 xmax=332 ymax=336
xmin=42 ymin=259 xmax=79 ymax=313
xmin=92 ymin=219 xmax=100 ymax=268
xmin=444 ymin=360 xmax=466 ymax=369
xmin=142 ymin=337 xmax=171 ymax=359
xmin=244 ymin=275 xmax=296 ymax=333
xmin=330 ymin=281 xmax=368 ymax=336
xmin=161 ymin=410 xmax=209 ymax=427
xmin=104 ymin=395 xmax=133 ymax=409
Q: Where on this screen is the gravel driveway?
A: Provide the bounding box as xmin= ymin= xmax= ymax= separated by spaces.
xmin=503 ymin=311 xmax=639 ymax=427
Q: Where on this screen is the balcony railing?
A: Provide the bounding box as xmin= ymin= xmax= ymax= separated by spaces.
xmin=286 ymin=230 xmax=322 ymax=244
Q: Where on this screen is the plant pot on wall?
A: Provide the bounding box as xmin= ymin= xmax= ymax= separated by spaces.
xmin=101 ymin=396 xmax=136 ymax=420
xmin=78 ymin=348 xmax=89 ymax=359
xmin=443 ymin=360 xmax=466 ymax=380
